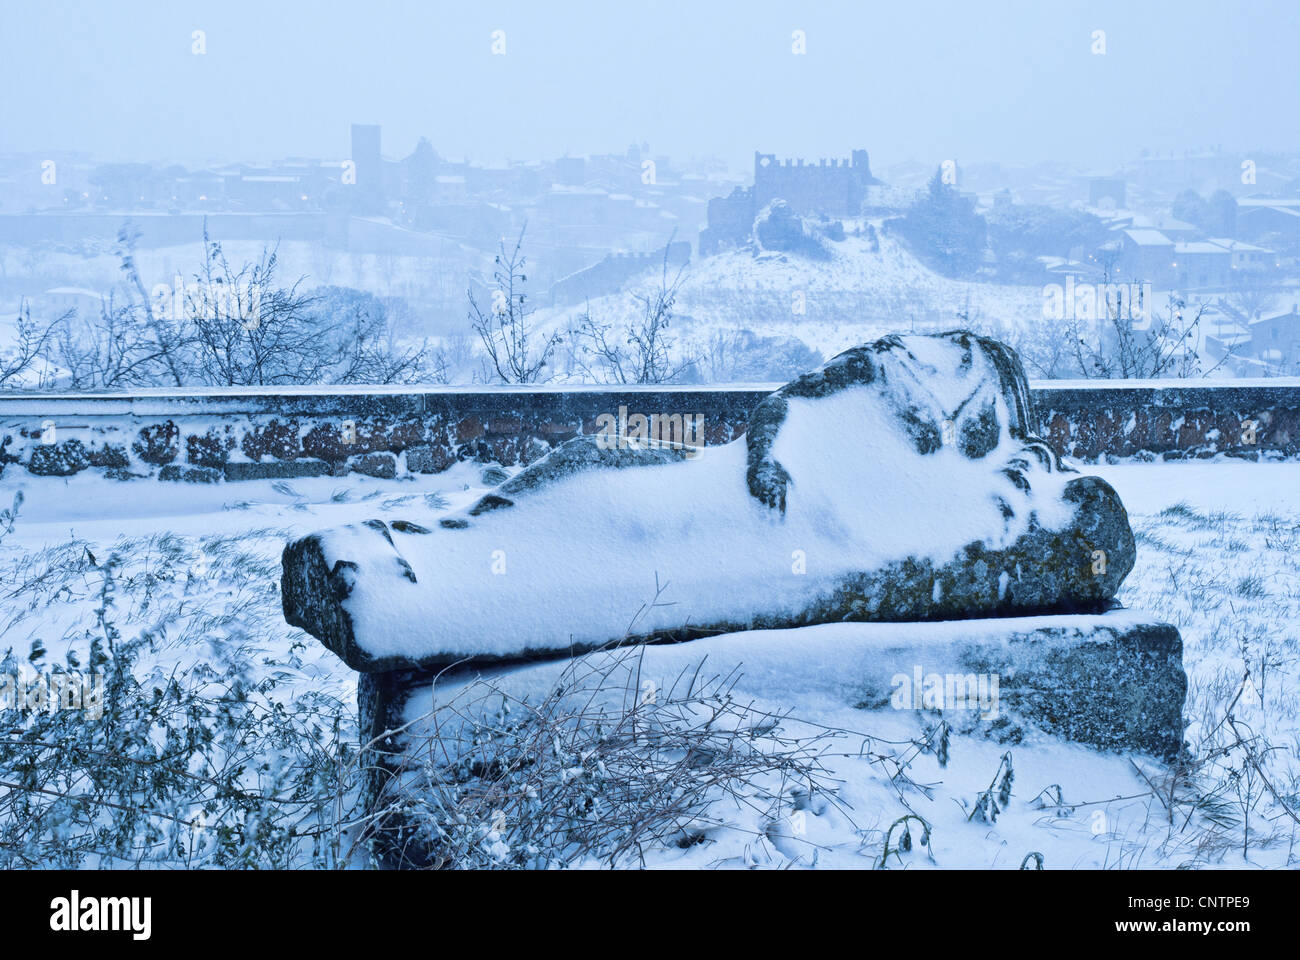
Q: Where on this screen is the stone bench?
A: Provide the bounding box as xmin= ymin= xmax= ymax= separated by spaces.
xmin=279 ymin=331 xmax=1188 ymax=859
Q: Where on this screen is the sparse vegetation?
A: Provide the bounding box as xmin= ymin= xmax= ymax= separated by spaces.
xmin=24 ymin=226 xmax=430 ymax=391
xmin=357 ymin=649 xmax=849 ymax=869
xmin=570 ymin=240 xmax=695 ymax=384
xmin=469 ymin=224 xmax=562 ymax=384
xmin=0 ymin=533 xmax=356 ymax=868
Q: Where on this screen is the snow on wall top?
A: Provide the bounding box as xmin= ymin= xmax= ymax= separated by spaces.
xmin=3 ymin=378 xmax=1299 ymax=419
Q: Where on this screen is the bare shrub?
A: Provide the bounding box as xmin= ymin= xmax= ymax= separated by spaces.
xmin=184 ymin=230 xmax=321 ymax=385
xmin=42 ymin=227 xmax=193 ymax=390
xmin=46 ymin=292 xmax=163 ymax=390
xmin=570 ymin=243 xmax=694 ymax=384
xmin=354 ymin=647 xmax=850 ymax=869
xmin=185 ymin=233 xmax=425 ymax=386
xmin=0 ymin=537 xmax=356 ymax=869
xmin=469 ymin=224 xmax=561 ymax=383
xmin=32 ymin=224 xmax=429 ymax=390
xmin=0 ymin=305 xmax=58 ymax=389
xmin=1067 ymin=289 xmax=1214 ymax=379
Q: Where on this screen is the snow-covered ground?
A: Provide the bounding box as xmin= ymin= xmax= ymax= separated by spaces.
xmin=3 ymin=227 xmax=1054 ymax=388
xmin=534 ymin=226 xmax=1048 ymax=374
xmin=0 ymin=238 xmax=469 ymax=310
xmin=2 ymin=460 xmax=1298 ymax=868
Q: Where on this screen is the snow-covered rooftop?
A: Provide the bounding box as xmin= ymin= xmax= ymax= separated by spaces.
xmin=1124 ymin=228 xmax=1173 ymax=246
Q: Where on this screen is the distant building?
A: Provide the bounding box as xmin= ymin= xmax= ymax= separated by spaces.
xmin=466 ymin=165 xmax=521 ymax=197
xmin=752 ymin=150 xmax=878 ymax=217
xmin=42 ymin=286 xmax=105 ymax=318
xmin=350 ymin=123 xmax=384 ymax=214
xmin=699 ymin=188 xmax=756 ymax=256
xmin=1172 ymin=240 xmax=1230 ymax=289
xmin=1088 ymin=177 xmax=1126 ymax=209
xmin=1120 ymin=230 xmax=1274 ymax=290
xmin=1119 ymin=228 xmax=1175 ymax=284
xmin=1209 ymin=238 xmax=1274 ymax=271
xmin=1249 ymin=304 xmax=1300 ymax=371
xmin=228 ymin=174 xmax=304 ymax=210
xmin=433 ymin=175 xmax=468 ymax=205
xmin=1142 ymin=214 xmax=1200 ymax=241
xmin=400 ymin=137 xmax=441 ymax=205
xmin=1236 ymin=198 xmax=1300 ymax=248
xmin=699 ymin=149 xmax=879 ymax=255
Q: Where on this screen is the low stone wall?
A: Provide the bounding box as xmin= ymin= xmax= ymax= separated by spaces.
xmin=1035 ymin=381 xmax=1300 ymax=462
xmin=2 ymin=379 xmax=1298 ymax=482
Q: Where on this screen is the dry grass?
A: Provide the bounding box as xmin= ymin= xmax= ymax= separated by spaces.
xmin=351 ymin=647 xmax=859 ymax=869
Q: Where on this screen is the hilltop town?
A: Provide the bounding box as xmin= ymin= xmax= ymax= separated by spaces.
xmin=4 ymin=128 xmax=1300 ymax=386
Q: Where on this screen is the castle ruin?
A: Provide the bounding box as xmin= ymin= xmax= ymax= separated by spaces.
xmin=699 ymin=149 xmax=879 ymax=255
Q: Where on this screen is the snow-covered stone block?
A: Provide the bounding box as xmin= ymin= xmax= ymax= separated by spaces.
xmin=282 ymin=331 xmax=1139 ymax=673
xmin=367 ymin=611 xmax=1187 ymax=764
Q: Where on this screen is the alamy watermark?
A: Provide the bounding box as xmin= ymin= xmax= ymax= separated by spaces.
xmin=148 ymin=275 xmax=265 ymax=330
xmin=890 ymin=665 xmax=1000 ymax=718
xmin=1043 ymin=277 xmax=1153 ymax=330
xmin=50 ymin=890 xmax=151 ymax=940
xmin=594 ymin=405 xmax=705 ymax=456
xmin=0 ymin=669 xmax=105 ymax=722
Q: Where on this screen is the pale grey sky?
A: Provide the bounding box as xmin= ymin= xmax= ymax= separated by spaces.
xmin=2 ymin=0 xmax=1295 ymax=170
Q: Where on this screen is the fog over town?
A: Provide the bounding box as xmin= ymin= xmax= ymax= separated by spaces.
xmin=2 ymin=0 xmax=1299 ymax=387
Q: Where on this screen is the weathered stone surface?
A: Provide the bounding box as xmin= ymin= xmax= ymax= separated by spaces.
xmin=1035 ymin=383 xmax=1300 ymax=462
xmin=282 ymin=331 xmax=1140 ymax=674
xmin=349 ymin=452 xmax=398 ymax=479
xmin=27 ymin=440 xmax=89 ymax=476
xmin=224 ymin=459 xmax=331 ymax=482
xmin=133 ymin=421 xmax=180 ymax=465
xmin=85 ymin=443 xmax=130 ymax=469
xmin=299 ymin=417 xmax=439 ymax=461
xmin=479 ymin=465 xmax=509 ymax=486
xmin=3 ymin=380 xmax=1297 ymax=490
xmin=282 ymin=518 xmax=417 ymax=673
xmin=159 ymin=464 xmax=223 ymax=483
xmin=405 ymin=443 xmax=455 ymax=475
xmin=455 ymin=415 xmax=484 ymax=444
xmin=242 ymin=419 xmax=301 ymax=462
xmin=745 ymin=331 xmax=1035 ymax=512
xmin=941 ymin=618 xmax=1187 ymax=758
xmin=447 ymin=435 xmax=696 ymax=527
xmin=187 ymin=429 xmax=234 ymax=467
xmin=469 ymin=433 xmax=549 ymax=467
xmin=352 ymin=611 xmax=1186 ymax=865
xmin=301 ymin=422 xmax=353 ymax=462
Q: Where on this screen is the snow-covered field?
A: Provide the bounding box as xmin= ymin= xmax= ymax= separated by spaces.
xmin=2 ymin=460 xmax=1298 ymax=868
xmin=535 ymin=227 xmax=1048 ymax=373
